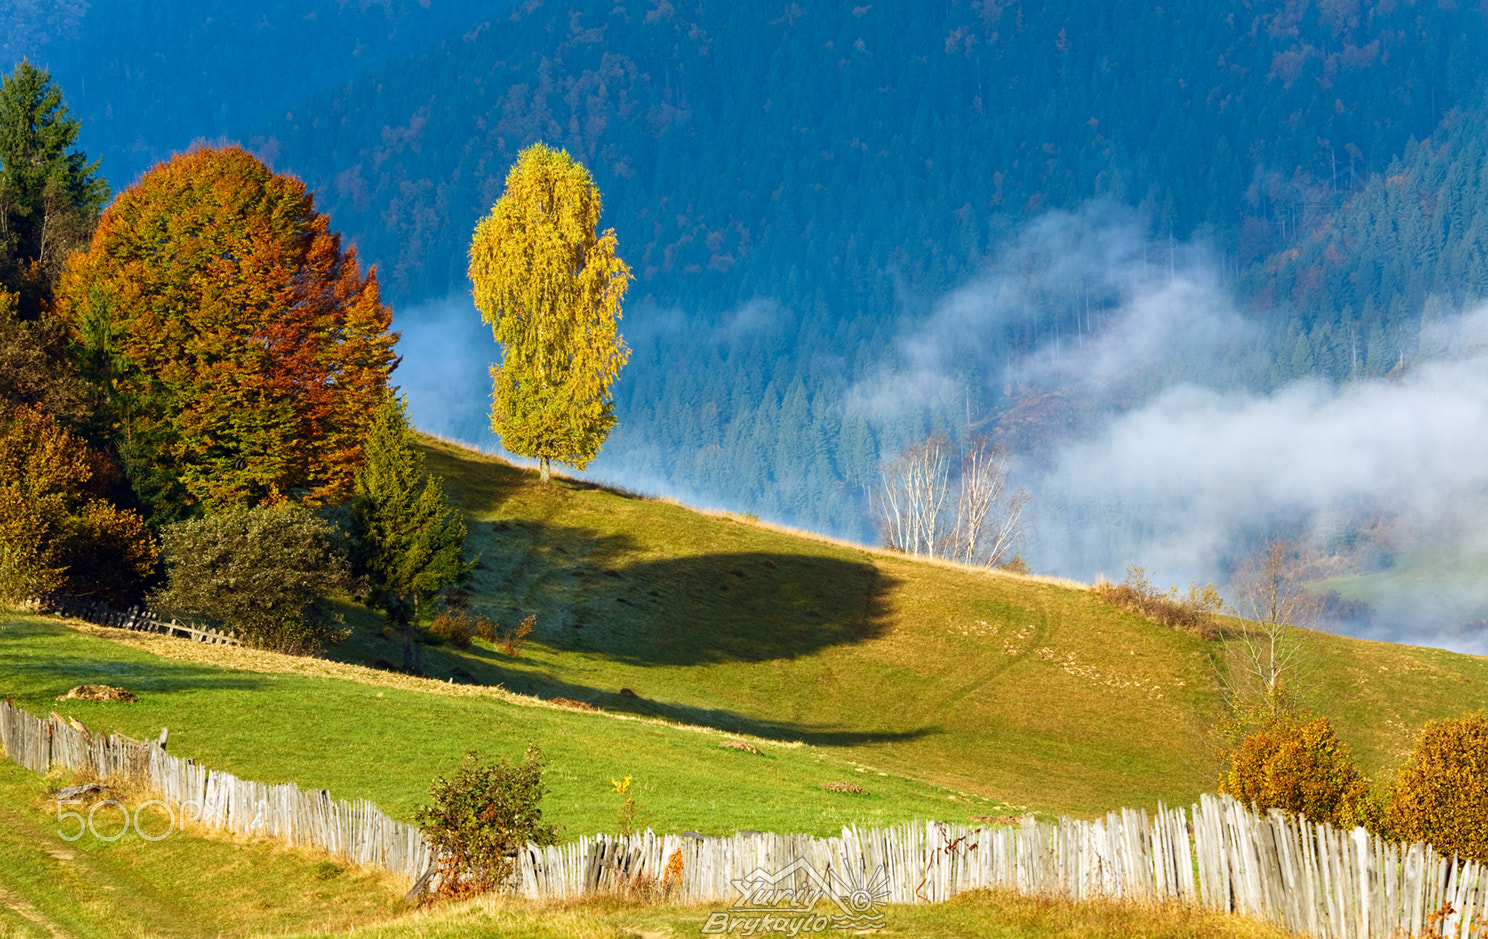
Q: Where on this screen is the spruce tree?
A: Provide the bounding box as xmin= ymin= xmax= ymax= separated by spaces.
xmin=0 ymin=63 xmax=107 ymax=320
xmin=349 ymin=394 xmax=473 ymax=670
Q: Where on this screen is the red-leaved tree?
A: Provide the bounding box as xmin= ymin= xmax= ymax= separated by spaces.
xmin=57 ymin=145 xmax=398 ymax=520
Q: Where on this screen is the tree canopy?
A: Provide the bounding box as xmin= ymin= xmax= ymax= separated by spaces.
xmin=152 ymin=502 xmax=351 ymax=653
xmin=0 ymin=62 xmax=107 ymax=321
xmin=469 ymin=143 xmax=630 ymax=483
xmin=55 ymin=145 xmax=398 ymax=522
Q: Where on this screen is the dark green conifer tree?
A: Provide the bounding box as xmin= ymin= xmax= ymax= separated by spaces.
xmin=0 ymin=62 xmax=107 ymax=320
xmin=349 ymin=393 xmax=474 ymax=671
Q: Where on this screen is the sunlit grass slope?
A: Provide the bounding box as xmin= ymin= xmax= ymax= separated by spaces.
xmin=7 ymin=432 xmax=1488 ymax=834
xmin=0 ymin=614 xmax=1007 ymax=838
xmin=345 ymin=436 xmax=1488 ymax=813
xmin=0 ymin=761 xmax=405 ymax=939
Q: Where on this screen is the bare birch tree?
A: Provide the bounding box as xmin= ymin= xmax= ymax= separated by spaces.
xmin=871 ymin=433 xmax=1027 ymax=567
xmin=948 ymin=437 xmax=1028 ymax=567
xmin=871 ymin=432 xmax=953 ymax=557
xmin=1223 ymin=537 xmax=1321 ymax=718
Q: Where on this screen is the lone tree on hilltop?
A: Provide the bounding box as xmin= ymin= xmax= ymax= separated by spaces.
xmin=0 ymin=62 xmax=108 ymax=321
xmin=56 ymin=145 xmax=398 ymax=524
xmin=469 ymin=143 xmax=631 ymax=484
xmin=349 ymin=393 xmax=473 ymax=671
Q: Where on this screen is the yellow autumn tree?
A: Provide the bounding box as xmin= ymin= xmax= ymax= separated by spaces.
xmin=468 ymin=143 xmax=631 ymax=484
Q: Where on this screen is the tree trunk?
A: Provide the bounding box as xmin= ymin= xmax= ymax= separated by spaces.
xmin=402 ymin=616 xmax=413 ymax=672
xmin=539 ymin=456 xmax=551 ymax=484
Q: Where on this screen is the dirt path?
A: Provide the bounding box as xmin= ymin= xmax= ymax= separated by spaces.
xmin=0 ymin=806 xmax=80 ymax=939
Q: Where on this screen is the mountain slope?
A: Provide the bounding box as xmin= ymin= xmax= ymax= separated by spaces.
xmin=351 ymin=436 xmax=1488 ymax=815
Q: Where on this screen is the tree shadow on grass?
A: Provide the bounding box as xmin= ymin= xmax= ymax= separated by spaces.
xmin=460 ymin=515 xmax=900 ymax=666
xmin=0 ymin=618 xmax=274 ymax=700
xmin=408 ymin=644 xmax=936 ymax=747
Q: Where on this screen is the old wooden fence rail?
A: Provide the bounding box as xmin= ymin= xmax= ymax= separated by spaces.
xmin=0 ymin=698 xmax=429 ymax=878
xmin=3 ymin=694 xmax=1482 ymax=936
xmin=37 ymin=595 xmax=240 ymax=646
xmin=515 ymin=804 xmax=1484 ymax=937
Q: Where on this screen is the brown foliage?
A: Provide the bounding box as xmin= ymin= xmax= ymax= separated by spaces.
xmin=1092 ymin=566 xmax=1223 ymax=639
xmin=1220 ymin=714 xmax=1377 ymax=830
xmin=0 ymin=403 xmax=156 ymax=604
xmin=499 ymin=614 xmax=535 ymax=657
xmin=56 ymin=145 xmax=398 ymax=516
xmin=56 ymin=684 xmax=137 ymax=703
xmin=428 ymin=608 xmax=477 ymax=649
xmin=1386 ymin=712 xmax=1488 ymax=860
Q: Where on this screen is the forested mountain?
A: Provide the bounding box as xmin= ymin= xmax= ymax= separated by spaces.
xmin=10 ymin=0 xmax=1488 ymax=577
xmin=1256 ymin=90 xmax=1488 ymax=384
xmin=246 ymin=0 xmax=1488 ymax=541
xmin=4 ymin=0 xmax=504 ymax=189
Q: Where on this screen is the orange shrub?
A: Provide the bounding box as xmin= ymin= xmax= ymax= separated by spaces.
xmin=1387 ymin=712 xmax=1488 ymax=860
xmin=1221 ymin=715 xmax=1376 ymax=829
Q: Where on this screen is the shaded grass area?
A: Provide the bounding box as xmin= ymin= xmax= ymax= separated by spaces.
xmin=0 ymin=615 xmax=1010 ymax=837
xmin=271 ymin=891 xmax=1291 ymax=939
xmin=0 ymin=761 xmax=404 ymax=939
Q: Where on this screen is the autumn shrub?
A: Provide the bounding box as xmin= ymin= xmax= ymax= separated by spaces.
xmin=1092 ymin=565 xmax=1224 ymax=639
xmin=1221 ymin=714 xmax=1378 ymax=829
xmin=0 ymin=403 xmax=157 ymax=604
xmin=428 ymin=608 xmax=477 ymax=649
xmin=413 ymin=748 xmax=557 ymax=900
xmin=152 ymin=503 xmax=351 ymax=653
xmin=1386 ymin=712 xmax=1488 ymax=860
xmin=499 ymin=614 xmax=536 ymax=657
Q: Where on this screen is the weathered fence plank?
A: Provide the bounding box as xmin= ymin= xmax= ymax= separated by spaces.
xmin=4 ymin=695 xmax=1484 ymax=936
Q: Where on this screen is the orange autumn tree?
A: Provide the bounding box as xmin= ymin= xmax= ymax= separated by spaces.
xmin=57 ymin=146 xmax=398 ymax=520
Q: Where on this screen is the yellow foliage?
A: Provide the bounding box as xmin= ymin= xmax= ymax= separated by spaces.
xmin=468 ymin=143 xmax=631 ymax=478
xmin=1387 ymin=711 xmax=1488 ymax=860
xmin=0 ymin=404 xmax=156 ymax=603
xmin=1221 ymin=715 xmax=1377 ymax=830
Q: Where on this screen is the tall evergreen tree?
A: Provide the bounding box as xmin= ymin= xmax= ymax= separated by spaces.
xmin=0 ymin=62 xmax=107 ymax=321
xmin=469 ymin=143 xmax=631 ymax=484
xmin=349 ymin=393 xmax=472 ymax=671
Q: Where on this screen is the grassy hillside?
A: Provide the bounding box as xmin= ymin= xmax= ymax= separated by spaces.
xmin=4 ymin=433 xmax=1486 ymax=937
xmin=7 ymin=434 xmax=1487 ymax=826
xmin=392 ymin=436 xmax=1488 ymax=810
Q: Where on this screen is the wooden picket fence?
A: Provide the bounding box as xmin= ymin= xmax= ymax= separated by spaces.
xmin=514 ymin=804 xmax=1486 ymax=937
xmin=3 ymin=693 xmax=1483 ymax=936
xmin=37 ymin=595 xmax=240 ymax=646
xmin=0 ymin=698 xmax=430 ymax=878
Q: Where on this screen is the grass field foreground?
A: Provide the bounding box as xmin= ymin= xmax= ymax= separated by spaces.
xmin=0 ymin=614 xmax=1013 ymax=838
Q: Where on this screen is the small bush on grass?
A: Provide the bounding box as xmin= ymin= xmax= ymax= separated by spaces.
xmin=611 ymin=775 xmax=646 ymax=837
xmin=1386 ymin=711 xmax=1488 ymax=860
xmin=1220 ymin=714 xmax=1378 ymax=829
xmin=414 ymin=748 xmax=557 ymax=900
xmin=428 ymin=608 xmax=478 ymax=649
xmin=1093 ymin=565 xmax=1223 ymax=639
xmin=499 ymin=614 xmax=535 ymax=657
xmin=152 ymin=502 xmax=350 ymax=653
